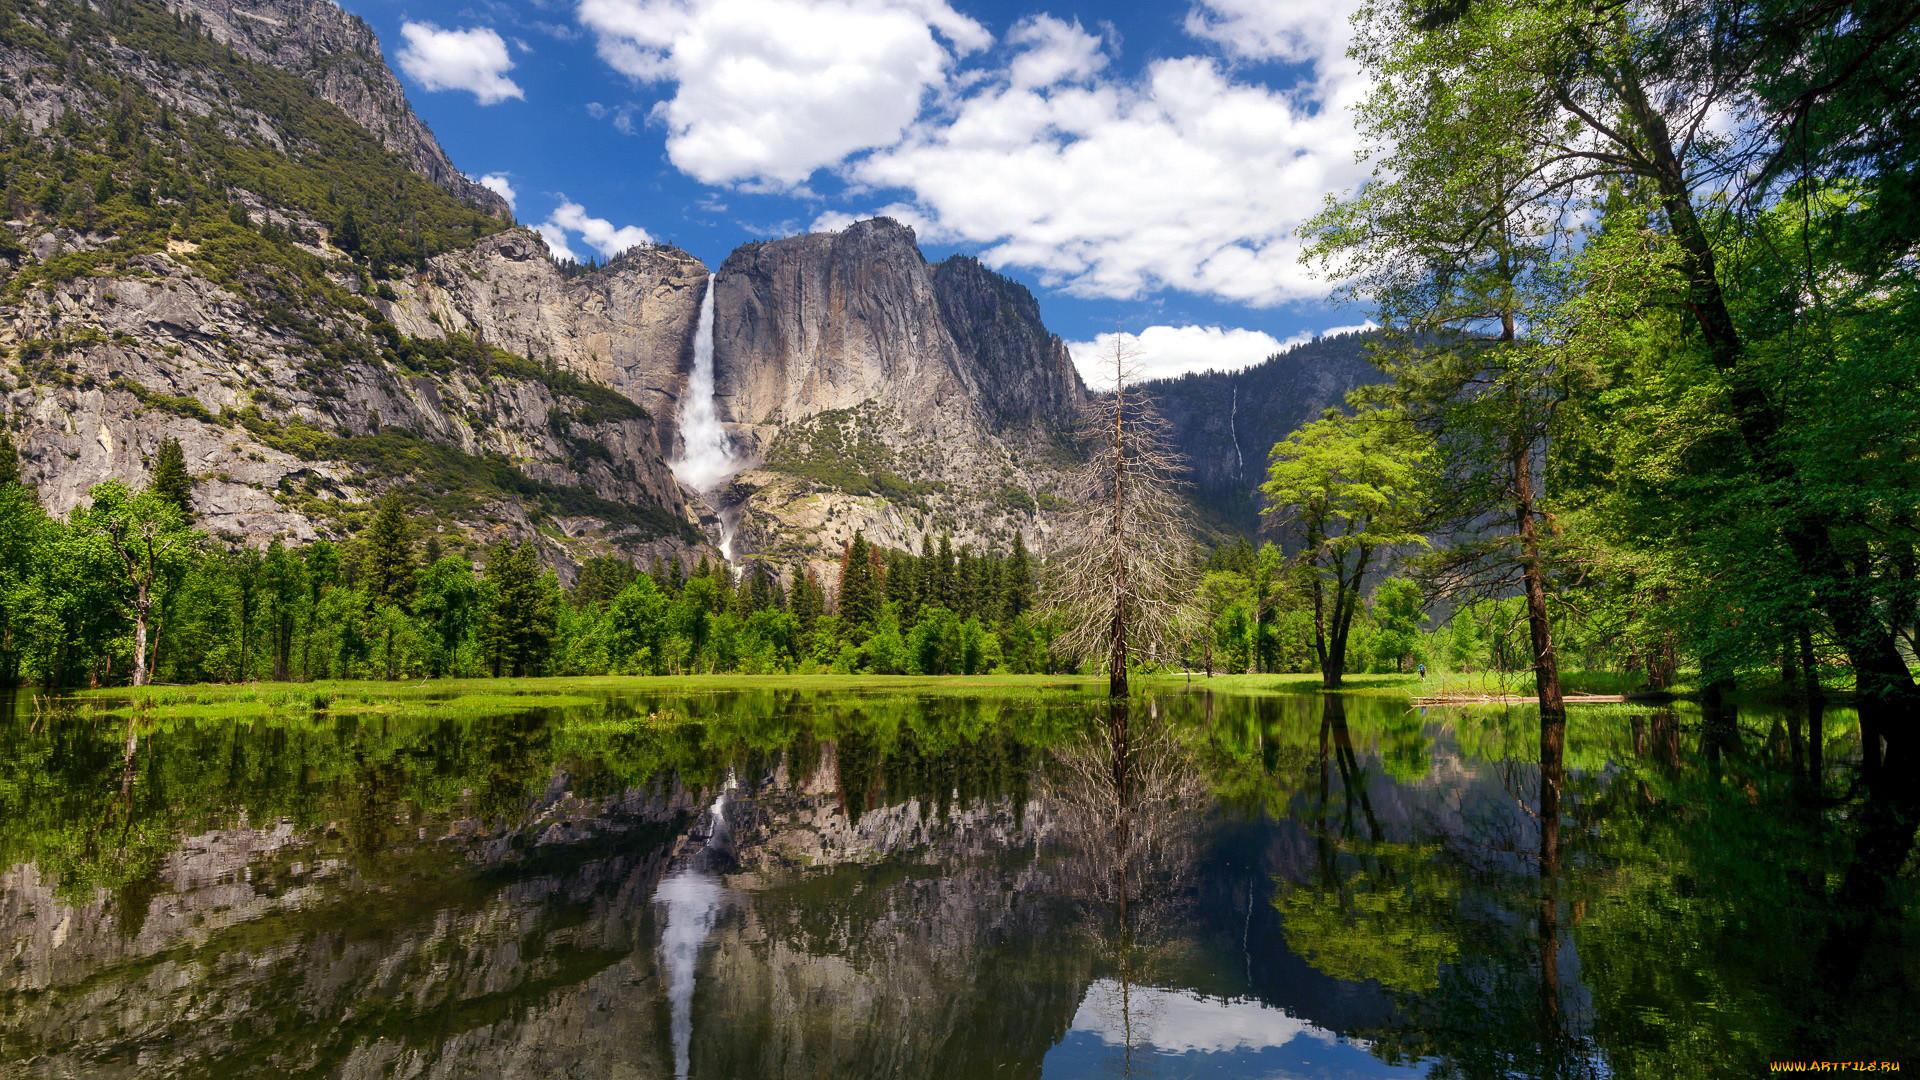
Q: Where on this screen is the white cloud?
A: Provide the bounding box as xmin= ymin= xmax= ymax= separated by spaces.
xmin=397 ymin=22 xmax=526 ymax=105
xmin=475 ymin=173 xmax=518 ymax=210
xmin=537 ymin=198 xmax=654 ymax=262
xmin=842 ymin=12 xmax=1372 ymax=306
xmin=1067 ymin=320 xmax=1379 ymax=389
xmin=1071 ymin=980 xmax=1339 ymax=1055
xmin=1006 ymin=15 xmax=1105 ymax=90
xmin=533 ymin=223 xmax=579 ymax=263
xmin=1183 ymin=0 xmax=1364 ymax=66
xmin=586 ymin=100 xmax=642 ymax=134
xmin=576 ymin=0 xmax=990 ymax=187
xmin=1067 ymin=326 xmax=1286 ymax=389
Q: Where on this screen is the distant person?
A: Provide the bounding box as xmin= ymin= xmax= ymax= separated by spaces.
xmin=1416 ymin=663 xmax=1426 ymax=679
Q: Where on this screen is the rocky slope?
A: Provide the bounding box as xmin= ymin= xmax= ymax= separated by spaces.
xmin=168 ymin=0 xmax=510 ymax=216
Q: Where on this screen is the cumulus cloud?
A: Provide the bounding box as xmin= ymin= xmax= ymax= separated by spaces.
xmin=535 ymin=199 xmax=654 ymax=263
xmin=1183 ymin=0 xmax=1365 ymax=66
xmin=397 ymin=22 xmax=526 ymax=105
xmin=838 ymin=9 xmax=1371 ymax=306
xmin=1067 ymin=320 xmax=1379 ymax=389
xmin=1067 ymin=325 xmax=1287 ymax=390
xmin=576 ymin=0 xmax=990 ymax=187
xmin=1006 ymin=15 xmax=1106 ymax=89
xmin=475 ymin=173 xmax=518 ymax=210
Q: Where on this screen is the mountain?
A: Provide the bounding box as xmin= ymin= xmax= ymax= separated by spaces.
xmin=0 ymin=0 xmax=1092 ymax=575
xmin=1144 ymin=333 xmax=1383 ymax=535
xmin=0 ymin=0 xmax=1356 ymax=575
xmin=711 ymin=219 xmax=1086 ymax=564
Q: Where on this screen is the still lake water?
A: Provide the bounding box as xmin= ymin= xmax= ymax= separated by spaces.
xmin=0 ymin=684 xmax=1913 ymax=1078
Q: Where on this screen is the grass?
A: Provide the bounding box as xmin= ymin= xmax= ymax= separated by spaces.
xmin=67 ymin=667 xmax=1788 ymax=722
xmin=69 ymin=674 xmax=1110 ymax=719
xmin=1145 ymin=669 xmax=1689 ymax=700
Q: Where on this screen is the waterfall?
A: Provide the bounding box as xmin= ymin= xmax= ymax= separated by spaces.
xmin=670 ymin=274 xmax=744 ymax=565
xmin=1229 ymin=380 xmax=1245 ymax=485
xmin=653 ymin=770 xmax=737 ymax=1080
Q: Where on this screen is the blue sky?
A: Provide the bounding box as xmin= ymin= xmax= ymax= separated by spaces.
xmin=341 ymin=0 xmax=1379 ymax=387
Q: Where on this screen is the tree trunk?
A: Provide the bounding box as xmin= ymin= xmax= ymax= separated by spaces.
xmin=130 ymin=595 xmax=151 ymax=688
xmin=1619 ymin=63 xmax=1918 ymax=739
xmin=1512 ymin=403 xmax=1559 ymax=722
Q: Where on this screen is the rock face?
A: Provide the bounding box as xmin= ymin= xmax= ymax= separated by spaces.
xmin=381 ymin=229 xmax=711 ymax=460
xmin=1147 ymin=333 xmax=1382 ymax=533
xmin=169 ymin=0 xmax=511 ymax=216
xmin=711 ymin=219 xmax=1088 ymax=566
xmin=0 ymin=245 xmax=697 ymax=559
xmin=932 ymin=254 xmax=1084 ymax=437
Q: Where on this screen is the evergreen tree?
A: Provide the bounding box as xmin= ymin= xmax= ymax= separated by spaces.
xmin=916 ymin=534 xmax=939 ymax=612
xmin=150 ymin=436 xmax=192 ymax=517
xmin=0 ymin=428 xmax=21 ymax=489
xmin=1004 ymin=531 xmax=1034 ymax=621
xmin=482 ymin=541 xmax=554 ymax=677
xmin=793 ymin=566 xmax=825 ymax=636
xmin=838 ymin=532 xmax=880 ymax=639
xmin=934 ymin=535 xmax=956 ymax=609
xmin=885 ymin=549 xmax=917 ymax=623
xmin=361 ymin=492 xmax=415 ymax=610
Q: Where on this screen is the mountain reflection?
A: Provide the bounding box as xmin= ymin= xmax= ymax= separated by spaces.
xmin=0 ymin=687 xmax=1914 ymax=1077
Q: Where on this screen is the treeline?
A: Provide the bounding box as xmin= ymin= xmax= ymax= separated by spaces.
xmin=0 ymin=435 xmax=1081 ymax=686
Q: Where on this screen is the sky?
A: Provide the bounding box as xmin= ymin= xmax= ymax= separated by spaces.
xmin=341 ymin=0 xmax=1382 ymax=388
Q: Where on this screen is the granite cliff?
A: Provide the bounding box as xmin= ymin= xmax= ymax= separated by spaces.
xmin=0 ymin=0 xmax=1091 ymax=575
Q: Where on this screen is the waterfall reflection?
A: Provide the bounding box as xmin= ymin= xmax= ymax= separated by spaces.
xmin=653 ymin=770 xmax=737 ymax=1080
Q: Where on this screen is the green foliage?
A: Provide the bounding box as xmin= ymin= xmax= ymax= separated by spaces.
xmin=1263 ymin=408 xmax=1432 ymax=686
xmin=361 ymin=493 xmax=415 ymax=610
xmin=482 ymin=542 xmax=556 ymax=678
xmin=0 ymin=0 xmax=504 ymax=297
xmin=0 ymin=428 xmax=20 ymax=490
xmin=149 ymin=436 xmax=192 ymax=517
xmin=763 ymin=405 xmax=945 ymax=507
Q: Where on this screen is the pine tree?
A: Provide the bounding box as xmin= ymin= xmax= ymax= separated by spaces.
xmin=916 ymin=534 xmax=939 ymax=612
xmin=150 ymin=436 xmax=192 ymax=517
xmin=793 ymin=566 xmax=825 ymax=635
xmin=361 ymin=492 xmax=415 ymax=609
xmin=838 ymin=532 xmax=879 ymax=639
xmin=1004 ymin=531 xmax=1034 ymax=620
xmin=885 ymin=549 xmax=917 ymax=622
xmin=483 ymin=541 xmax=554 ymax=677
xmin=954 ymin=548 xmax=976 ymax=618
xmin=931 ymin=535 xmax=955 ymax=610
xmin=0 ymin=428 xmax=20 ymax=489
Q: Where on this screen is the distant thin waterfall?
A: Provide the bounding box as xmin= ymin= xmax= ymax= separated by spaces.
xmin=670 ymin=274 xmax=737 ymax=494
xmin=1229 ymin=381 xmax=1245 ymax=485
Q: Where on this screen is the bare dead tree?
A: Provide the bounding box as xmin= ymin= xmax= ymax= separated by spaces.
xmin=1048 ymin=335 xmax=1196 ymax=697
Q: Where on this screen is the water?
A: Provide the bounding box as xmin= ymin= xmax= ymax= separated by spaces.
xmin=669 ymin=274 xmax=743 ymax=565
xmin=0 ymin=687 xmax=1913 ymax=1077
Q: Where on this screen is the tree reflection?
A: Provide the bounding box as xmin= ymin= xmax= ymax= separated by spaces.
xmin=1047 ymin=696 xmax=1205 ymax=1076
xmin=1274 ymin=695 xmax=1600 ymax=1078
